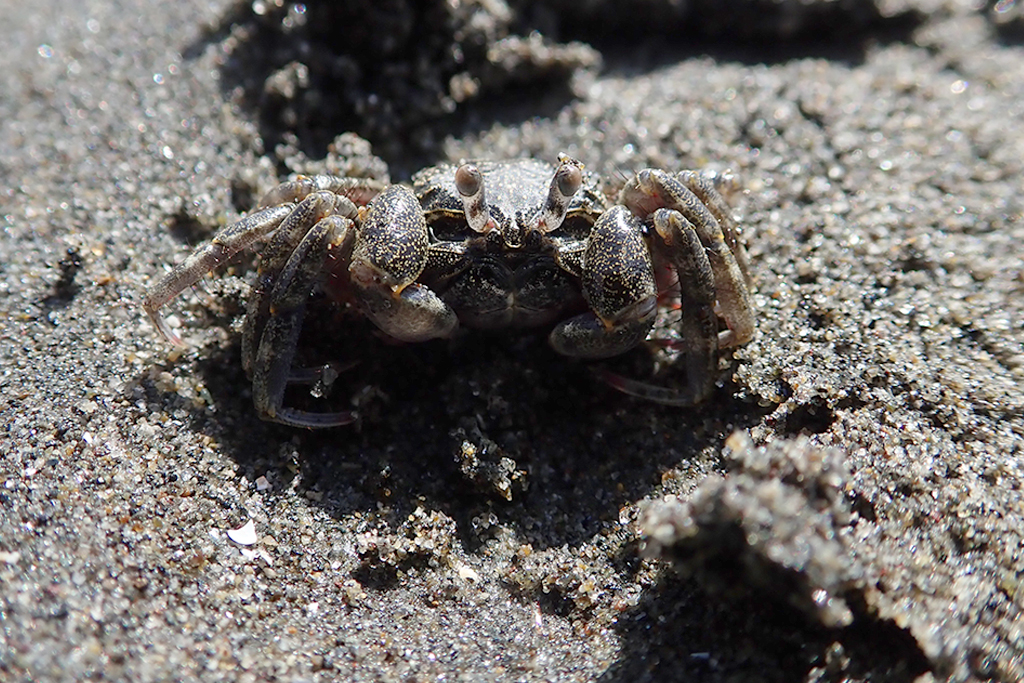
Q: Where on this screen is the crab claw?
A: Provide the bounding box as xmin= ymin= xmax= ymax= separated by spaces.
xmin=352 ymin=184 xmax=430 ymax=293
xmin=549 ymin=205 xmax=657 ymax=359
xmin=349 ymin=184 xmax=458 ymax=342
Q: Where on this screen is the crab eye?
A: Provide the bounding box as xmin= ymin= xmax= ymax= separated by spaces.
xmin=454 ymin=163 xmax=492 ymax=233
xmin=555 ymin=161 xmax=583 ymax=198
xmin=455 ymin=164 xmax=482 ymax=197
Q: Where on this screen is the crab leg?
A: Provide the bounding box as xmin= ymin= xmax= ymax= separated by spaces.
xmin=283 ymin=360 xmax=358 ymax=385
xmin=621 ymin=169 xmax=755 ymax=348
xmin=143 ymin=204 xmax=294 ymax=345
xmin=257 ymin=175 xmax=384 ymax=209
xmin=241 ymin=191 xmax=358 ymax=376
xmin=144 ymin=175 xmax=383 ymax=347
xmin=675 ymin=170 xmax=753 ymax=290
xmin=595 ymin=210 xmax=720 ymax=406
xmin=251 ymin=214 xmax=358 ymax=428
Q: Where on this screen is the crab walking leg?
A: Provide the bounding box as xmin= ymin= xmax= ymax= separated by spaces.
xmin=675 ymin=170 xmax=753 ymax=290
xmin=549 ymin=205 xmax=657 ymax=359
xmin=645 ymin=209 xmax=720 ymax=402
xmin=595 ymin=209 xmax=720 ymax=406
xmin=241 ymin=192 xmax=358 ymax=376
xmin=142 ymin=176 xmax=379 ymax=347
xmin=281 ymin=360 xmax=359 ymax=385
xmin=143 ymin=204 xmax=294 ymax=345
xmin=257 ymin=175 xmax=384 ymax=209
xmin=252 ymin=215 xmax=358 ymax=428
xmin=621 ymin=169 xmax=754 ymax=348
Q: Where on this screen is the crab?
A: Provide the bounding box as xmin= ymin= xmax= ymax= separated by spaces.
xmin=143 ymin=154 xmax=755 ymax=428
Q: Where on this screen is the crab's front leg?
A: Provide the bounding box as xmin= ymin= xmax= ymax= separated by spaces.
xmin=549 ymin=205 xmax=658 ymax=358
xmin=620 ymin=169 xmax=755 ymax=348
xmin=349 ymin=185 xmax=458 ymax=342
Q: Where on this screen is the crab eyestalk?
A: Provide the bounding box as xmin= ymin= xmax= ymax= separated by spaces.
xmin=536 ymin=154 xmax=584 ymax=233
xmin=455 ymin=163 xmax=493 ymax=233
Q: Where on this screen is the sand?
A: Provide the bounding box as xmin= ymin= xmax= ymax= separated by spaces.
xmin=1 ymin=1 xmax=1022 ymax=680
